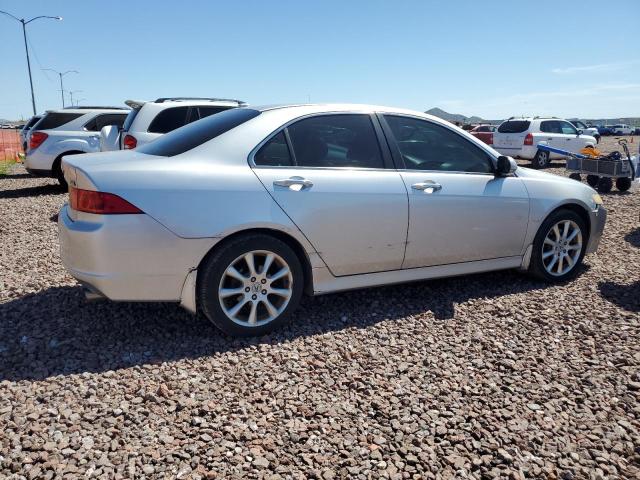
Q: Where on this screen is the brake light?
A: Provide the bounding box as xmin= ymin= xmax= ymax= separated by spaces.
xmin=524 ymin=133 xmax=533 ymax=146
xmin=123 ymin=134 xmax=137 ymax=150
xmin=69 ymin=187 xmax=143 ymax=214
xmin=487 ymin=133 xmax=493 ymax=145
xmin=29 ymin=131 xmax=48 ymax=150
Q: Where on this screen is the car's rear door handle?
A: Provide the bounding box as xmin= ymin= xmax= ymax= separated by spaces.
xmin=273 ymin=176 xmax=313 ymax=189
xmin=411 ymin=181 xmax=442 ymax=192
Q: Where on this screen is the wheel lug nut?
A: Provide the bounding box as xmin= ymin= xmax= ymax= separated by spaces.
xmin=262 ymin=290 xmax=267 ymax=295
xmin=252 ymin=294 xmax=257 ymax=300
xmin=244 ymin=287 xmax=250 ymax=292
xmin=251 ymin=277 xmax=256 ymax=282
xmin=261 ymin=279 xmax=266 ymax=284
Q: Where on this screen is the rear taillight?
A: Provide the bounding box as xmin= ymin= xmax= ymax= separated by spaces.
xmin=123 ymin=134 xmax=137 ymax=150
xmin=29 ymin=131 xmax=48 ymax=150
xmin=69 ymin=187 xmax=143 ymax=214
xmin=487 ymin=133 xmax=493 ymax=145
xmin=524 ymin=133 xmax=533 ymax=146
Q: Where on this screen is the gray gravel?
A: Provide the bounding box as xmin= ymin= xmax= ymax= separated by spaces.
xmin=1 ymin=137 xmax=639 ymax=479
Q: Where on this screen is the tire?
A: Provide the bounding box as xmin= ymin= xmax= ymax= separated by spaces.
xmin=569 ymin=173 xmax=581 ymax=182
xmin=53 ymin=151 xmax=84 ymax=189
xmin=595 ymin=135 xmax=600 ymax=144
xmin=616 ymin=177 xmax=632 ymax=192
xmin=532 ymin=149 xmax=551 ymax=169
xmin=528 ymin=209 xmax=587 ymax=282
xmin=586 ymin=175 xmax=600 ymax=188
xmin=198 ymin=234 xmax=304 ymax=337
xmin=597 ymin=177 xmax=613 ymax=193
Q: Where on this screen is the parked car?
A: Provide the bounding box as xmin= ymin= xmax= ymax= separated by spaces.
xmin=569 ymin=120 xmax=600 ymax=143
xmin=469 ymin=124 xmax=496 ymax=145
xmin=58 ymin=104 xmax=606 ymax=337
xmin=24 ymin=107 xmax=129 ymax=187
xmin=100 ymin=97 xmax=246 ymax=151
xmin=633 ymin=126 xmax=640 ymax=135
xmin=596 ymin=125 xmax=614 ymax=136
xmin=493 ymin=117 xmax=597 ymax=168
xmin=20 ymin=115 xmax=42 ymax=151
xmin=611 ymin=124 xmax=633 ymax=135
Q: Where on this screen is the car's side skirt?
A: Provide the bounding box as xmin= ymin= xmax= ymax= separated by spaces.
xmin=312 ymin=256 xmax=523 ymax=295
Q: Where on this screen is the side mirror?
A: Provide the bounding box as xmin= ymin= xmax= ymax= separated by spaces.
xmin=99 ymin=125 xmax=120 ymax=152
xmin=577 ymin=129 xmax=583 ymax=135
xmin=496 ymin=156 xmax=517 ymax=176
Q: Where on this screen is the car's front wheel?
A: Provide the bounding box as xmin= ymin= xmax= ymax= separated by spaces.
xmin=198 ymin=234 xmax=304 ymax=337
xmin=532 ymin=149 xmax=550 ymax=169
xmin=529 ymin=209 xmax=587 ymax=282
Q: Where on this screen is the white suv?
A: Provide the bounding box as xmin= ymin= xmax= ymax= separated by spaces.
xmin=611 ymin=124 xmax=633 ymax=135
xmin=25 ymin=107 xmax=128 ymax=186
xmin=100 ymin=97 xmax=246 ymax=151
xmin=493 ymin=117 xmax=597 ymax=168
xmin=570 ymin=120 xmax=600 ymax=143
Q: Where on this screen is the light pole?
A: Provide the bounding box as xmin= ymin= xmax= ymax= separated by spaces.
xmin=68 ymin=90 xmax=83 ymax=107
xmin=43 ymin=69 xmax=78 ymax=108
xmin=0 ymin=10 xmax=62 ymax=115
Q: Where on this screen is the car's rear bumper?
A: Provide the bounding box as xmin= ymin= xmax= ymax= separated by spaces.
xmin=586 ymin=206 xmax=606 ymax=254
xmin=58 ymin=204 xmax=215 ymax=302
xmin=24 ymin=148 xmax=55 ymax=172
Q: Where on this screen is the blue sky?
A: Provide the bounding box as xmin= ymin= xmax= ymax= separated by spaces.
xmin=1 ymin=0 xmax=638 ymax=121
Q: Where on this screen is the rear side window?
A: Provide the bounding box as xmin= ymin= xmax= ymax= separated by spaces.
xmin=84 ymin=114 xmax=127 ymax=132
xmin=286 ymin=114 xmax=383 ymax=168
xmin=497 ymin=120 xmax=530 ymax=133
xmin=35 ymin=113 xmax=83 ymax=130
xmin=254 ymin=131 xmax=293 ymax=166
xmin=540 ymin=121 xmax=564 ymax=133
xmin=138 ymin=108 xmax=261 ymax=157
xmin=148 ymin=107 xmax=189 ymax=134
xmin=197 ymin=106 xmax=230 ymax=119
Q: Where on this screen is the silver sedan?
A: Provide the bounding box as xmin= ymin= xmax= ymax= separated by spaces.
xmin=58 ymin=104 xmax=606 ymax=336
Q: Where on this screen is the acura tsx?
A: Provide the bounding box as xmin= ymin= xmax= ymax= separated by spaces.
xmin=58 ymin=104 xmax=606 ymax=336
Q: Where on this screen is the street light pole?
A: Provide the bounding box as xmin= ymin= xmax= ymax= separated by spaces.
xmin=43 ymin=69 xmax=79 ymax=108
xmin=0 ymin=11 xmax=62 ymax=116
xmin=68 ymin=90 xmax=83 ymax=107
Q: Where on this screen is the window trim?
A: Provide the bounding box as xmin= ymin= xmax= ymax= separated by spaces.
xmin=377 ymin=113 xmax=498 ymax=175
xmin=248 ymin=111 xmax=395 ymax=171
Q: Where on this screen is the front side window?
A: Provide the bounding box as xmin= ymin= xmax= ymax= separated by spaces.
xmin=85 ymin=114 xmax=127 ymax=132
xmin=286 ymin=114 xmax=383 ymax=169
xmin=148 ymin=107 xmax=189 ymax=134
xmin=384 ymin=115 xmax=493 ymax=173
xmin=254 ymin=131 xmax=293 ymax=167
xmin=559 ymin=121 xmax=578 ymax=135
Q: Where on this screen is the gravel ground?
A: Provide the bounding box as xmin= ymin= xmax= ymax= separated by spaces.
xmin=1 ymin=137 xmax=639 ymax=479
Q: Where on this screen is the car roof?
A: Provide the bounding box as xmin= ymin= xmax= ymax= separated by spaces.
xmin=251 ymin=103 xmax=439 ymax=118
xmin=125 ymin=98 xmax=246 ymax=109
xmin=44 ymin=107 xmax=129 ymax=114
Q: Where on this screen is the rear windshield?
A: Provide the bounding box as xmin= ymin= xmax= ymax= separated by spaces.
xmin=36 ymin=112 xmax=84 ymax=130
xmin=24 ymin=116 xmax=41 ymax=130
xmin=122 ymin=108 xmax=140 ymax=132
xmin=137 ymin=108 xmax=261 ymax=157
xmin=497 ymin=120 xmax=530 ymax=133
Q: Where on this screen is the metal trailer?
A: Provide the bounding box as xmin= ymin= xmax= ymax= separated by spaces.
xmin=537 ymin=140 xmax=638 ymax=193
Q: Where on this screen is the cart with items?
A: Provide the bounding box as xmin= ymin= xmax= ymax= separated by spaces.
xmin=537 ymin=140 xmax=639 ymax=193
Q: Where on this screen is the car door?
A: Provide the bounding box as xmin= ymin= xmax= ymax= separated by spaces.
xmin=557 ymin=120 xmax=581 ymax=152
xmin=251 ymin=113 xmax=408 ymax=276
xmin=379 ymin=114 xmax=530 ymax=269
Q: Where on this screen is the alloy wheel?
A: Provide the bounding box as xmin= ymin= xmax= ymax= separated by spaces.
xmin=218 ymin=250 xmax=293 ymax=327
xmin=542 ymin=220 xmax=583 ymax=276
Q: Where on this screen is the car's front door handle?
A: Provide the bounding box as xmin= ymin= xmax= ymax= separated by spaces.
xmin=273 ymin=176 xmax=313 ymax=189
xmin=411 ymin=181 xmax=442 ymax=192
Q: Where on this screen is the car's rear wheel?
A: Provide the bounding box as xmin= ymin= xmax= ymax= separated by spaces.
xmin=533 ymin=149 xmax=550 ymax=169
xmin=53 ymin=151 xmax=84 ymax=189
xmin=569 ymin=173 xmax=581 ymax=181
xmin=198 ymin=234 xmax=304 ymax=337
xmin=529 ymin=209 xmax=587 ymax=282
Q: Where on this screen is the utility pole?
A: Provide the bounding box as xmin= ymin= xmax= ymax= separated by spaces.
xmin=43 ymin=69 xmax=79 ymax=108
xmin=0 ymin=11 xmax=62 ymax=115
xmin=68 ymin=90 xmax=83 ymax=107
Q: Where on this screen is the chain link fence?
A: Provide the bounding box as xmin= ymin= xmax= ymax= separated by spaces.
xmin=0 ymin=129 xmax=22 ymax=169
